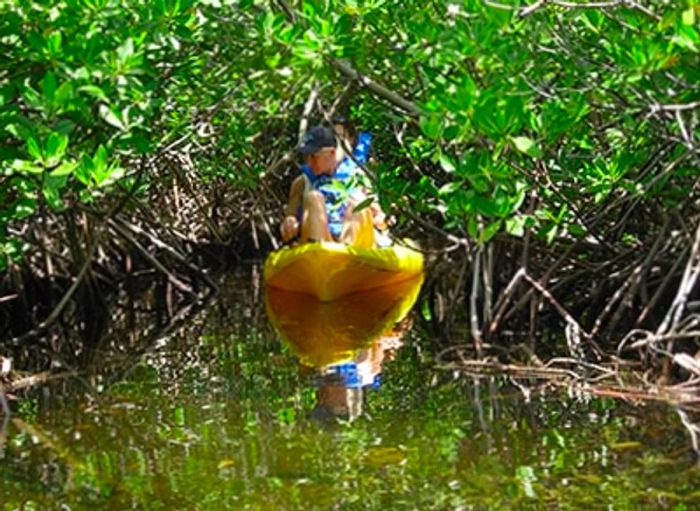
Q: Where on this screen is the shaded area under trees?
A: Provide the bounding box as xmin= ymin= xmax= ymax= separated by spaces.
xmin=1 ymin=0 xmax=700 ymax=396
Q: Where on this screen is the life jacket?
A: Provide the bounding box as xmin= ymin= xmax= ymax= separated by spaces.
xmin=300 ymin=132 xmax=373 ymax=239
xmin=314 ymin=361 xmax=381 ymax=389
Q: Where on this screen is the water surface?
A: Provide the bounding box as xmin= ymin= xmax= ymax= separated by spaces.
xmin=1 ymin=269 xmax=699 ymax=510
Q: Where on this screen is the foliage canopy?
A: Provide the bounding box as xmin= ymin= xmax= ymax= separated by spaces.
xmin=1 ymin=0 xmax=699 ymax=345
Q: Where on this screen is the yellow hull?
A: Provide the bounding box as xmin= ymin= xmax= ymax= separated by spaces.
xmin=263 ymin=241 xmax=424 ymax=301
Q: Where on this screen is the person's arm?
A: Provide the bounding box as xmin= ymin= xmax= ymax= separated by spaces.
xmin=370 ymin=201 xmax=389 ymax=230
xmin=280 ymin=175 xmax=305 ymax=242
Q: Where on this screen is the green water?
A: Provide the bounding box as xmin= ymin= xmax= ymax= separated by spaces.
xmin=1 ymin=272 xmax=699 ymax=510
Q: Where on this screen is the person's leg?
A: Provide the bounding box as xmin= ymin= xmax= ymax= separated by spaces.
xmin=340 ymin=201 xmax=375 ymax=248
xmin=301 ymin=190 xmax=332 ymax=242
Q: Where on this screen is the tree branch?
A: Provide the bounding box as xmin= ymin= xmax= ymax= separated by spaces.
xmin=329 ymin=58 xmax=422 ymax=117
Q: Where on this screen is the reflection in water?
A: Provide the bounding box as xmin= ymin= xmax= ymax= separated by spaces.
xmin=266 ymin=276 xmax=423 ymax=421
xmin=676 ymin=408 xmax=700 ymax=455
xmin=2 ymin=270 xmax=700 ymax=509
xmin=0 ymin=392 xmax=7 ymax=456
xmin=311 ymin=325 xmax=409 ymax=422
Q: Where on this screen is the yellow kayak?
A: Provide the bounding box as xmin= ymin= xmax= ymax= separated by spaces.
xmin=266 ymin=275 xmax=424 ymax=366
xmin=263 ymin=241 xmax=424 ymax=301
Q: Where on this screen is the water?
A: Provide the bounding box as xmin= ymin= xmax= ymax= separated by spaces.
xmin=1 ymin=269 xmax=699 ymax=510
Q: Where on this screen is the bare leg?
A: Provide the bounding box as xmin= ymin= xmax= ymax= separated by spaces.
xmin=301 ymin=190 xmax=332 ymax=242
xmin=340 ymin=202 xmax=375 ymax=248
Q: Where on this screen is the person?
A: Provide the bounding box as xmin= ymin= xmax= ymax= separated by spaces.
xmin=279 ymin=124 xmax=388 ymax=248
xmin=332 ymin=117 xmax=393 ymax=246
xmin=331 ymin=115 xmax=371 ymax=167
xmin=310 ymin=372 xmax=364 ymax=422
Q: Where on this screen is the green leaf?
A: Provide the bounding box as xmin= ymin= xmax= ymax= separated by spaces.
xmin=443 ymin=125 xmax=461 ymax=141
xmin=46 ymin=32 xmax=62 ymax=56
xmin=45 ymin=132 xmax=68 ymax=160
xmin=51 ymin=161 xmax=77 ymax=177
xmin=26 ymin=137 xmax=42 ymax=161
xmin=543 ymin=224 xmax=558 ymax=245
xmin=117 ymin=38 xmax=135 ymax=63
xmin=352 ymin=196 xmax=374 ymax=213
xmin=439 ymin=153 xmax=456 ymax=173
xmin=76 ymin=155 xmax=94 ymax=185
xmin=568 ymin=223 xmax=586 ymax=237
xmin=516 ymin=465 xmax=537 ymax=498
xmin=79 ymin=85 xmax=109 ymax=103
xmin=511 ymin=136 xmax=543 ymax=158
xmin=467 ymin=216 xmax=478 ymax=238
xmin=126 ymin=132 xmax=153 ymax=154
xmin=40 ymin=72 xmax=57 ymax=102
xmin=42 ymin=173 xmax=68 ymax=210
xmin=438 ymin=182 xmax=462 ymax=196
xmin=471 ymin=195 xmax=502 ymax=217
xmin=91 ymin=145 xmax=122 ymax=186
xmin=11 ymin=159 xmax=43 ymax=175
xmin=419 ymin=115 xmax=441 ymax=139
xmin=55 ymin=82 xmax=73 ymax=107
xmin=479 ymin=220 xmax=502 ymax=243
xmin=682 ymin=7 xmax=696 ymax=26
xmin=14 ymin=196 xmax=37 ymax=219
xmin=505 ymin=216 xmax=526 ymax=237
xmin=93 ymin=145 xmax=107 ymax=174
xmin=671 ymin=26 xmax=699 ymax=52
xmin=473 ymin=97 xmax=498 ymax=136
xmin=99 ymin=105 xmax=125 ymax=130
xmin=420 ymin=297 xmax=432 ymax=321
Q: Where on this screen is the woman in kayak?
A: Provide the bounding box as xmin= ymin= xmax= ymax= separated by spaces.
xmin=280 ymin=123 xmax=388 ymax=247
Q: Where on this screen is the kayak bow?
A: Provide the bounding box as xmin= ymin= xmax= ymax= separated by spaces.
xmin=263 ymin=241 xmax=424 ymax=301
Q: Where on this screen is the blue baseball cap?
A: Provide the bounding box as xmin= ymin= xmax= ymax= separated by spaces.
xmin=297 ymin=125 xmax=336 ymax=155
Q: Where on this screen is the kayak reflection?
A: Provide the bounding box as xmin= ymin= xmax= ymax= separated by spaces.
xmin=265 ymin=275 xmax=423 ymax=421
